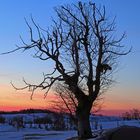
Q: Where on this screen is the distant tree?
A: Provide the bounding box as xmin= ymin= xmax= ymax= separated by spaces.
xmin=3 ymin=1 xmax=130 ymax=138
xmin=52 ymin=83 xmax=77 ymax=120
xmin=122 ymin=109 xmax=140 ymax=120
xmin=34 ymin=116 xmax=52 ymax=124
xmin=12 ymin=116 xmax=24 ymax=130
xmin=130 ymin=109 xmax=140 ymax=120
xmin=0 ymin=115 xmax=5 ymax=123
xmin=122 ymin=111 xmax=132 ymax=120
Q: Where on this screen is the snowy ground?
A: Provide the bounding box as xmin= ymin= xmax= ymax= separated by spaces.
xmin=0 ymin=120 xmax=140 ymax=140
xmin=92 ymin=120 xmax=140 ymax=130
xmin=0 ymin=124 xmax=76 ymax=140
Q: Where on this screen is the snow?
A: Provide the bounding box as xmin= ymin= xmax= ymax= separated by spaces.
xmin=0 ymin=113 xmax=140 ymax=139
xmin=0 ymin=120 xmax=140 ymax=139
xmin=0 ymin=124 xmax=77 ymax=140
xmin=90 ymin=120 xmax=140 ymax=130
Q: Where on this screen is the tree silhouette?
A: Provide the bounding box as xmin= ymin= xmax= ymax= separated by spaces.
xmin=52 ymin=82 xmax=102 ymax=124
xmin=3 ymin=1 xmax=130 ymax=138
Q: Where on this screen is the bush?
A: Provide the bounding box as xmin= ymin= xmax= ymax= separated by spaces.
xmin=11 ymin=116 xmax=25 ymax=130
xmin=0 ymin=116 xmax=5 ymax=123
xmin=34 ymin=116 xmax=52 ymax=124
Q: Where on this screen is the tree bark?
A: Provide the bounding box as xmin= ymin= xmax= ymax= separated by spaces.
xmin=76 ymin=98 xmax=93 ymax=139
xmin=77 ymin=111 xmax=92 ymax=139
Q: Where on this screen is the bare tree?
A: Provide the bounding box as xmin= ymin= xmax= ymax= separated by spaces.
xmin=3 ymin=1 xmax=130 ymax=138
xmin=55 ymin=83 xmax=77 ymax=115
xmin=122 ymin=109 xmax=140 ymax=120
xmin=52 ymin=82 xmax=103 ymax=122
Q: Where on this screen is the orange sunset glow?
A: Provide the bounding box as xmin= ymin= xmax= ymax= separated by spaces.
xmin=0 ymin=84 xmax=57 ymax=111
xmin=0 ymin=84 xmax=139 ymax=116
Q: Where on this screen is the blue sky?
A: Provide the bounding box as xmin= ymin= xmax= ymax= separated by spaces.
xmin=0 ymin=0 xmax=139 ymax=113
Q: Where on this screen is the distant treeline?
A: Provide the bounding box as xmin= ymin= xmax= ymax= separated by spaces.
xmin=0 ymin=109 xmax=54 ymax=114
xmin=122 ymin=109 xmax=140 ymax=120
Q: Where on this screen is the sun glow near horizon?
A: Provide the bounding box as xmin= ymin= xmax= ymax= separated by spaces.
xmin=0 ymin=84 xmax=139 ymax=116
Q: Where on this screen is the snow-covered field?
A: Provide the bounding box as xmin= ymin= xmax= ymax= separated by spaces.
xmin=0 ymin=124 xmax=76 ymax=140
xmin=91 ymin=120 xmax=140 ymax=130
xmin=0 ymin=113 xmax=140 ymax=140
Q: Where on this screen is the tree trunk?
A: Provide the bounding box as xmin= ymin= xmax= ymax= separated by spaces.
xmin=77 ymin=111 xmax=93 ymax=139
xmin=76 ymin=98 xmax=93 ymax=139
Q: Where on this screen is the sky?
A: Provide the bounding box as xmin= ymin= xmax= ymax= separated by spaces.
xmin=0 ymin=0 xmax=140 ymax=116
